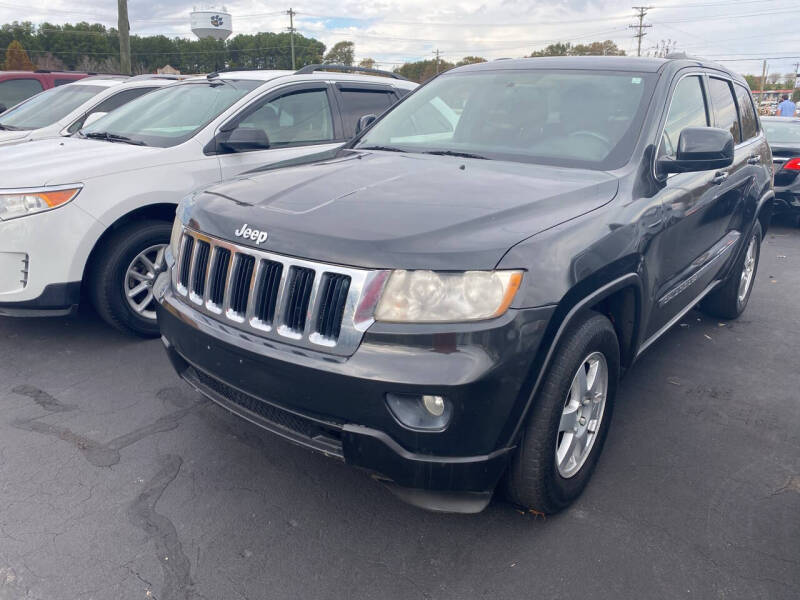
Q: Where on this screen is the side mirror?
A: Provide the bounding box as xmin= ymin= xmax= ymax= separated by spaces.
xmin=356 ymin=114 xmax=377 ymax=135
xmin=82 ymin=111 xmax=108 ymax=128
xmin=657 ymin=127 xmax=734 ymax=175
xmin=219 ymin=127 xmax=270 ymax=153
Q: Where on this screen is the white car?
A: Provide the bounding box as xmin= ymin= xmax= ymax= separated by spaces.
xmin=0 ymin=75 xmax=179 ymax=146
xmin=0 ymin=66 xmax=416 ymax=336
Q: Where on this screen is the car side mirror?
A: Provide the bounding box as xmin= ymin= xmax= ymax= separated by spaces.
xmin=356 ymin=114 xmax=377 ymax=135
xmin=219 ymin=127 xmax=271 ymax=153
xmin=82 ymin=111 xmax=108 ymax=128
xmin=657 ymin=127 xmax=734 ymax=175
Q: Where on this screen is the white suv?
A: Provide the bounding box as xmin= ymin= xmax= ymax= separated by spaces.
xmin=0 ymin=66 xmax=415 ymax=336
xmin=0 ymin=75 xmax=179 ymax=145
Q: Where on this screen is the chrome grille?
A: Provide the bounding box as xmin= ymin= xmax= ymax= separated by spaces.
xmin=172 ymin=228 xmax=389 ymax=356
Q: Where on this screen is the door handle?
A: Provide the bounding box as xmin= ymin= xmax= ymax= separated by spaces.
xmin=711 ymin=171 xmax=729 ymax=184
xmin=747 ymin=154 xmax=761 ymax=165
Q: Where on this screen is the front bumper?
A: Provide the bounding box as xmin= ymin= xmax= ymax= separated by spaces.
xmin=156 ymin=278 xmax=554 ymax=512
xmin=0 ymin=202 xmax=102 ymax=313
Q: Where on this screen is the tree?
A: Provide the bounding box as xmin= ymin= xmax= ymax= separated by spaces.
xmin=3 ymin=40 xmax=35 ymax=70
xmin=358 ymin=57 xmax=376 ymax=70
xmin=529 ymin=40 xmax=625 ymax=57
xmin=394 ymin=58 xmax=455 ymax=83
xmin=649 ymin=39 xmax=677 ymax=58
xmin=455 ymin=56 xmax=486 ymax=66
xmin=324 ymin=41 xmax=354 ymax=65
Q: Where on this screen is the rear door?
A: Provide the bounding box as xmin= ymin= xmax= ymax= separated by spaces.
xmin=332 ymin=83 xmax=399 ymax=138
xmin=216 ymin=82 xmax=344 ymax=180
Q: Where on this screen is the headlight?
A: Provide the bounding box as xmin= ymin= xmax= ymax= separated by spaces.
xmin=374 ymin=270 xmax=523 ymax=323
xmin=0 ymin=186 xmax=82 ymax=221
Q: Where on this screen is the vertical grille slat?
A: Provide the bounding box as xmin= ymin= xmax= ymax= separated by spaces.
xmin=209 ymin=248 xmax=231 ymax=307
xmin=316 ymin=274 xmax=351 ymax=340
xmin=285 ymin=267 xmax=315 ymax=332
xmin=229 ymin=254 xmax=255 ymax=315
xmin=191 ymin=241 xmax=210 ymax=298
xmin=172 ymin=229 xmax=371 ymax=355
xmin=254 ymin=260 xmax=283 ymax=325
xmin=178 ymin=235 xmax=194 ymax=290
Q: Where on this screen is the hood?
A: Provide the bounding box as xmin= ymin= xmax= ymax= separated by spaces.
xmin=0 ymin=129 xmax=30 ymax=145
xmin=186 ymin=151 xmax=619 ymax=270
xmin=0 ymin=136 xmax=164 ymax=188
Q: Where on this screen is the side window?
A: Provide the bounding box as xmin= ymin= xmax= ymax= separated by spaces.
xmin=239 ymin=89 xmax=333 ymax=146
xmin=54 ymin=79 xmax=75 ymax=86
xmin=0 ymin=78 xmax=44 ymax=109
xmin=68 ymin=87 xmax=158 ymax=133
xmin=708 ymin=77 xmax=741 ymax=144
xmin=734 ymin=84 xmax=758 ymax=141
xmin=338 ymin=87 xmax=396 ymax=137
xmin=659 ymin=75 xmax=708 ymax=158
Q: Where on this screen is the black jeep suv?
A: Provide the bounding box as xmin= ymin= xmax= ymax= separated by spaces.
xmin=155 ymin=56 xmax=773 ymax=514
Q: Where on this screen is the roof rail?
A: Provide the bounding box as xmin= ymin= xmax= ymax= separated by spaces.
xmin=127 ymin=73 xmax=185 ymax=81
xmin=294 ymin=64 xmax=408 ymax=81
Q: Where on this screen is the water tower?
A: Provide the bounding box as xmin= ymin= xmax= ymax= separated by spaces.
xmin=191 ymin=8 xmax=233 ymax=40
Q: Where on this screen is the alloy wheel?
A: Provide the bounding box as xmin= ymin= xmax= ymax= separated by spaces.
xmin=124 ymin=244 xmax=167 ymax=321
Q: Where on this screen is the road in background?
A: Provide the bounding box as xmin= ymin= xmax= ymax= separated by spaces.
xmin=0 ymin=221 xmax=798 ymax=600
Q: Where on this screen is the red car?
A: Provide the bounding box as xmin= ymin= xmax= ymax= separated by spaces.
xmin=0 ymin=71 xmax=91 ymax=113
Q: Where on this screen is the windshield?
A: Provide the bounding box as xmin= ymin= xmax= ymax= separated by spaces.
xmin=355 ymin=69 xmax=656 ymax=169
xmin=763 ymin=120 xmax=800 ymax=145
xmin=0 ymin=84 xmax=105 ymax=130
xmin=81 ymin=80 xmax=261 ymax=148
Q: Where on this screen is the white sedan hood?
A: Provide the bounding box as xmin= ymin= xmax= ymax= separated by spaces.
xmin=0 ymin=129 xmax=30 ymax=145
xmin=0 ymin=137 xmax=166 ymax=188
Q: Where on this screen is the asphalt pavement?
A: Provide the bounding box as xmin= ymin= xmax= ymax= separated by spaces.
xmin=0 ymin=220 xmax=798 ymax=600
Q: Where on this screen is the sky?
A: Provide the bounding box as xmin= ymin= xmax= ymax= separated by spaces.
xmin=0 ymin=0 xmax=798 ymax=80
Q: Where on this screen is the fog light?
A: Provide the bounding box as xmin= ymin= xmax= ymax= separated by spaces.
xmin=423 ymin=395 xmax=445 ymax=416
xmin=385 ymin=393 xmax=452 ymax=431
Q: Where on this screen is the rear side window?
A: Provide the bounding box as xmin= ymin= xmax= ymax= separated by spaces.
xmin=0 ymin=78 xmax=44 ymax=110
xmin=734 ymin=84 xmax=758 ymax=141
xmin=659 ymin=75 xmax=708 ymax=158
xmin=69 ymin=87 xmax=158 ymax=133
xmin=338 ymin=88 xmax=396 ymax=137
xmin=708 ymin=77 xmax=741 ymax=144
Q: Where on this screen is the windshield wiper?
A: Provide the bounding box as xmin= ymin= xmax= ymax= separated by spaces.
xmin=358 ymin=145 xmax=407 ymax=153
xmin=0 ymin=124 xmax=21 ymax=131
xmin=83 ymin=131 xmax=147 ymax=146
xmin=423 ymin=150 xmax=489 ymax=160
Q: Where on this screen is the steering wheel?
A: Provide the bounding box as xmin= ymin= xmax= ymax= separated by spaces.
xmin=568 ymin=130 xmax=612 ymax=148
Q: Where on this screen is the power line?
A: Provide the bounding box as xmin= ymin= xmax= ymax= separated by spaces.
xmin=629 ymin=6 xmax=652 ymax=57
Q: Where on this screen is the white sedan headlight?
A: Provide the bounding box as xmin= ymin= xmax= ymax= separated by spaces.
xmin=0 ymin=186 xmax=82 ymax=221
xmin=375 ymin=270 xmax=523 ymax=323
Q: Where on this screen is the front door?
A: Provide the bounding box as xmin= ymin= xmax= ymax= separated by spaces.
xmin=216 ymin=83 xmax=344 ymax=180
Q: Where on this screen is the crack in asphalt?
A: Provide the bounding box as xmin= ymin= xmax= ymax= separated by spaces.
xmin=128 ymin=454 xmax=195 ymax=600
xmin=9 ymin=384 xmax=203 ymax=600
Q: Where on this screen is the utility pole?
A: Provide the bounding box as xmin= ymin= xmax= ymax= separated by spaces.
xmin=759 ymin=59 xmax=767 ymax=94
xmin=629 ymin=6 xmax=652 ymax=57
xmin=117 ymin=0 xmax=131 ymax=75
xmin=433 ymin=49 xmax=440 ymax=74
xmin=286 ymin=8 xmax=296 ymax=70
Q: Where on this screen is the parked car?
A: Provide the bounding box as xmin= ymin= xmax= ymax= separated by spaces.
xmin=155 ymin=56 xmax=773 ymax=514
xmin=0 ymin=70 xmax=91 ymax=113
xmin=0 ymin=75 xmax=181 ymax=146
xmin=0 ymin=66 xmax=416 ymax=336
xmin=762 ymin=116 xmax=800 ymax=224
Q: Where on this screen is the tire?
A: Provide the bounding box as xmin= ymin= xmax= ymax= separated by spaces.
xmin=504 ymin=312 xmax=620 ymax=514
xmin=700 ymin=220 xmax=762 ymax=320
xmin=89 ymin=220 xmax=172 ymax=337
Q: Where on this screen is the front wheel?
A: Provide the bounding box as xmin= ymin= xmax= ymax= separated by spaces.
xmin=504 ymin=312 xmax=620 ymax=514
xmin=700 ymin=221 xmax=762 ymax=320
xmin=89 ymin=220 xmax=172 ymax=337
